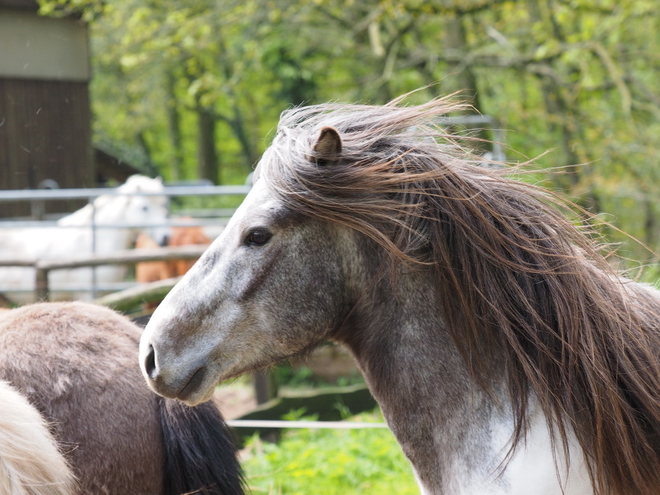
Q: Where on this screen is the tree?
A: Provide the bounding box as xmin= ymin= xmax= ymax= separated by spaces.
xmin=39 ymin=0 xmax=660 ymax=263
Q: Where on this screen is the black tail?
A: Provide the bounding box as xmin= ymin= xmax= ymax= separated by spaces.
xmin=157 ymin=396 xmax=245 ymax=495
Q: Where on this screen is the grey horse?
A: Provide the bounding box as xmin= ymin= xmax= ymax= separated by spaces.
xmin=141 ymin=97 xmax=660 ymax=495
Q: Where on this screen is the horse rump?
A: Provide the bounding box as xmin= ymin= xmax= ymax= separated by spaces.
xmin=157 ymin=396 xmax=244 ymax=495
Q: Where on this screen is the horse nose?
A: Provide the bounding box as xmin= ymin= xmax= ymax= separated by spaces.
xmin=143 ymin=342 xmax=158 ymax=380
xmin=140 ymin=341 xmax=207 ymax=402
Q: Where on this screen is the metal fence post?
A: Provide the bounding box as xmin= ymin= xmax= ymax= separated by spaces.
xmin=90 ymin=196 xmax=98 ymax=299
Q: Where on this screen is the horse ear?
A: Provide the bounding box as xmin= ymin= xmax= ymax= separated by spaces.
xmin=309 ymin=126 xmax=342 ymax=165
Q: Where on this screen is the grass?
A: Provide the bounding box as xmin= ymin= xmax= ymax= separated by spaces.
xmin=241 ymin=410 xmax=418 ymax=495
xmin=274 ymin=361 xmax=365 ymax=390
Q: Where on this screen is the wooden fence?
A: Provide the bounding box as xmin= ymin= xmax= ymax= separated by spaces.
xmin=0 ymin=245 xmax=207 ymax=303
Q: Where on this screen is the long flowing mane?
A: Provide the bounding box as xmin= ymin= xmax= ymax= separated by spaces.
xmin=259 ymin=97 xmax=660 ymax=495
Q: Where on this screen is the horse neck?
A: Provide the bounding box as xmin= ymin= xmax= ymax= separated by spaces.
xmin=336 ymin=264 xmax=507 ymax=494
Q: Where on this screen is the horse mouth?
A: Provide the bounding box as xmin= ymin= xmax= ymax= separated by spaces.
xmin=177 ymin=367 xmax=208 ymax=402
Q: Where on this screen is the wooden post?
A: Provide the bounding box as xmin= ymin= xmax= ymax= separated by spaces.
xmin=253 ymin=369 xmax=278 ymax=405
xmin=35 ymin=266 xmax=49 ymax=301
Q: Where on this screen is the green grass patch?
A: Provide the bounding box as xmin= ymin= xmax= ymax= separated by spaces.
xmin=241 ymin=410 xmax=418 ymax=495
xmin=274 ymin=362 xmax=365 ymax=389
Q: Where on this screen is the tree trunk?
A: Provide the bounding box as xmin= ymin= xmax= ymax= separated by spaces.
xmin=196 ymin=105 xmax=219 ymax=184
xmin=526 ymin=0 xmax=588 ymax=200
xmin=443 ymin=13 xmax=490 ymax=150
xmin=217 ymin=36 xmax=258 ymax=171
xmin=443 ymin=14 xmax=482 ymax=111
xmin=165 ymin=72 xmax=184 ymax=181
xmin=227 ymin=105 xmax=258 ymax=170
xmin=136 ymin=132 xmax=158 ymax=177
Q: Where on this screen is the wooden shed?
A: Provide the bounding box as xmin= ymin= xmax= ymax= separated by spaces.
xmin=0 ymin=0 xmax=92 ymax=216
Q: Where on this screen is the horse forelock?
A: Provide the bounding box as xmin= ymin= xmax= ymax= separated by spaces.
xmin=259 ymin=96 xmax=660 ymax=495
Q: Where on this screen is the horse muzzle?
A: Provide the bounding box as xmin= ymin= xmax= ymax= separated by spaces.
xmin=140 ymin=341 xmax=209 ymax=404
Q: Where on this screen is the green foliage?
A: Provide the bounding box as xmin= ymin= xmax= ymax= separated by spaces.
xmin=641 ymin=264 xmax=660 ymax=289
xmin=274 ymin=363 xmax=365 ymax=389
xmin=242 ymin=410 xmax=418 ymax=495
xmin=37 ymin=0 xmax=660 ymax=267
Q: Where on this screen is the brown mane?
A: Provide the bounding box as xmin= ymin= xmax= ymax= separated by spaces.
xmin=260 ymin=96 xmax=660 ymax=495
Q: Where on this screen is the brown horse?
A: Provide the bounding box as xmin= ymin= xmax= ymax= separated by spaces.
xmin=136 ymin=225 xmax=212 ymax=284
xmin=0 ymin=380 xmax=75 ymax=495
xmin=142 ymin=97 xmax=660 ymax=495
xmin=168 ymin=225 xmax=212 ymax=276
xmin=135 ymin=232 xmax=173 ymax=283
xmin=0 ymin=302 xmax=243 ymax=495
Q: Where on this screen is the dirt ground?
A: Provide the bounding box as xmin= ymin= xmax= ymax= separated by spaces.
xmin=213 ymin=384 xmax=257 ymax=419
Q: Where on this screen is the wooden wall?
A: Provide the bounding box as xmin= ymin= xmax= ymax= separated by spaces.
xmin=0 ymin=0 xmax=38 ymax=8
xmin=0 ymin=78 xmax=93 ymax=217
xmin=0 ymin=2 xmax=92 ymax=217
xmin=0 ymin=78 xmax=93 ymax=190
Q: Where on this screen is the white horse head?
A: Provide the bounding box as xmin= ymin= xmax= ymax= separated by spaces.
xmin=58 ymin=175 xmax=170 ymax=246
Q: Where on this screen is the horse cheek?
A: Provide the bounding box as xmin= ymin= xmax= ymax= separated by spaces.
xmin=262 ymin=243 xmax=346 ymax=351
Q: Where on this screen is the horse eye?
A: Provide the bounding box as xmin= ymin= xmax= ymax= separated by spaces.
xmin=246 ymin=229 xmax=272 ymax=246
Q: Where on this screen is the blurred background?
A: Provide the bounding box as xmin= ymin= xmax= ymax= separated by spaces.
xmin=2 ymin=1 xmax=660 ymax=492
xmin=0 ymin=0 xmax=656 ymax=264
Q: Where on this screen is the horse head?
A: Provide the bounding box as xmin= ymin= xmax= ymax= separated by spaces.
xmin=140 ymin=130 xmax=361 ymax=405
xmin=142 ymin=97 xmax=660 ymax=495
xmin=115 ymin=175 xmax=171 ymax=246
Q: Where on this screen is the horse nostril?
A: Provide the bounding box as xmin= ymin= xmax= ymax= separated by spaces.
xmin=144 ymin=343 xmax=157 ymax=380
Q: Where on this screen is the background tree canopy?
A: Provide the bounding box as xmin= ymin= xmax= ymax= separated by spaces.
xmin=40 ymin=0 xmax=660 ymax=266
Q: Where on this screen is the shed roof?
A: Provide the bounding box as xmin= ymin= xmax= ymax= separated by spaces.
xmin=0 ymin=0 xmax=38 ymax=10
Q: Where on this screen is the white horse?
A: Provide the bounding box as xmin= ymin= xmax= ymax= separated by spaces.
xmin=0 ymin=379 xmax=76 ymax=495
xmin=0 ymin=175 xmax=170 ymax=303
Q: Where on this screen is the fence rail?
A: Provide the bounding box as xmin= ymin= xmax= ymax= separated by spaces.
xmin=226 ymin=419 xmax=388 ymax=429
xmin=0 ymin=184 xmax=251 ymax=202
xmin=0 ymin=183 xmax=249 ymax=300
xmin=33 ymin=245 xmax=208 ymax=301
